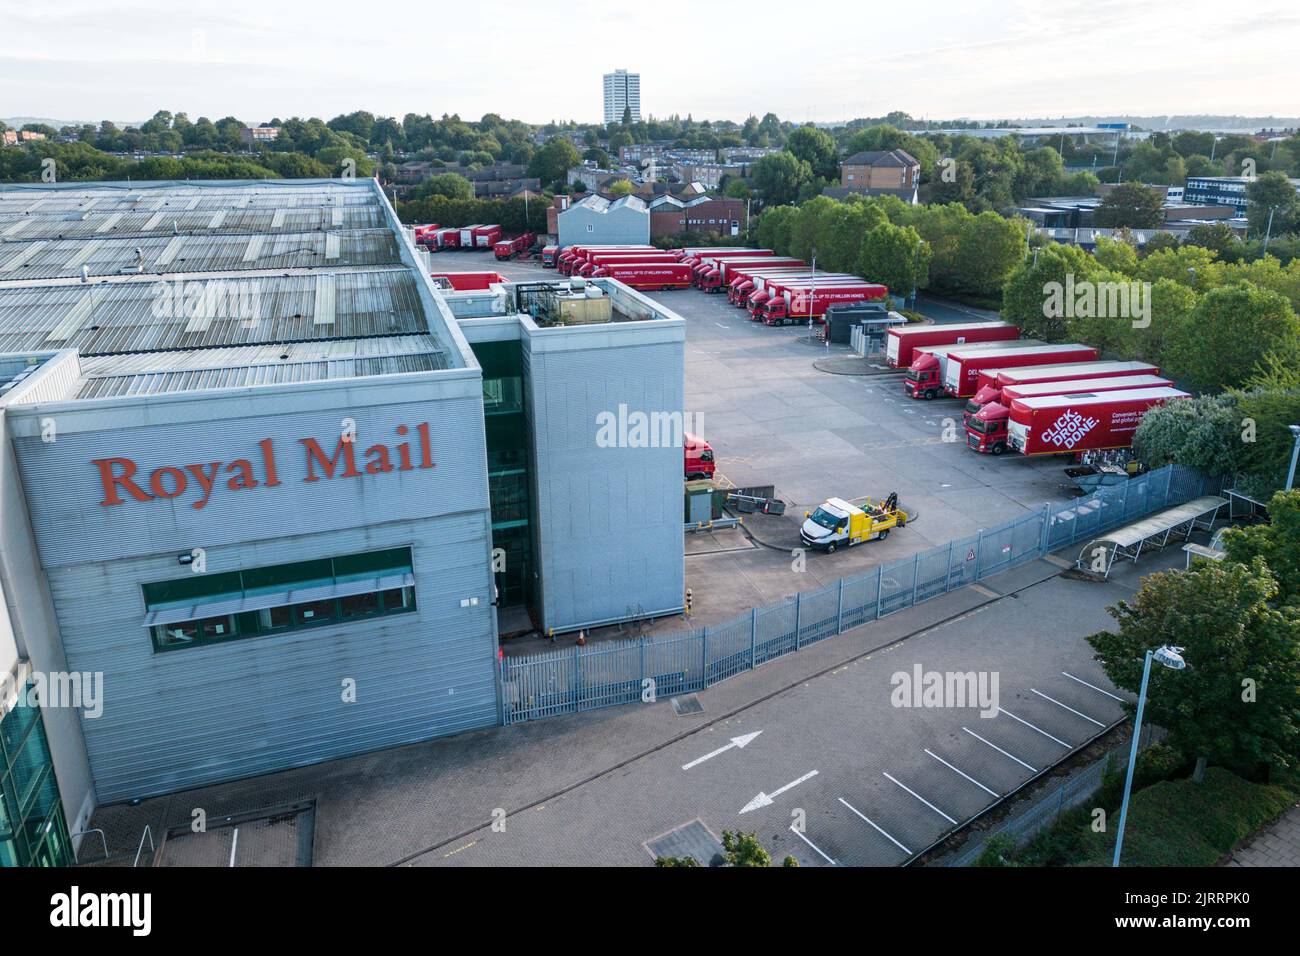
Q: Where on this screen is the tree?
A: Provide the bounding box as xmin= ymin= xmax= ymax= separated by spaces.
xmin=950 ymin=211 xmax=1027 ymax=299
xmin=1182 ymin=223 xmax=1239 ymax=259
xmin=1235 ymin=386 xmax=1300 ymax=495
xmin=1001 ymin=242 xmax=1100 ymax=341
xmin=1162 ymin=283 xmax=1299 ymax=391
xmin=1095 ymin=182 xmax=1166 ymax=228
xmin=1246 ymin=171 xmax=1300 ymax=239
xmin=1087 ymin=559 xmax=1300 ymax=775
xmin=1222 ymin=490 xmax=1300 ymax=608
xmin=751 ymin=151 xmax=811 ymax=206
xmin=608 ymin=179 xmax=635 ymax=198
xmin=621 ymin=106 xmax=632 ymax=126
xmin=414 ymin=172 xmax=474 ymax=201
xmin=785 ymin=125 xmax=839 ymax=181
xmin=753 ymin=205 xmax=800 ymax=255
xmin=859 ymin=222 xmax=931 ymax=299
xmin=608 ymin=130 xmax=634 ymax=154
xmin=1133 ymin=393 xmax=1245 ymax=478
xmin=528 ymin=138 xmax=580 ymax=188
xmin=582 ymin=147 xmax=611 ymax=168
xmin=723 ymin=178 xmax=751 ymax=201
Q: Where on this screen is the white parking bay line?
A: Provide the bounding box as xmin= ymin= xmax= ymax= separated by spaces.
xmin=997 ymin=707 xmax=1070 ymax=748
xmin=963 ymin=726 xmax=1037 ymax=772
xmin=1062 ymin=671 xmax=1125 ymax=702
xmin=882 ymin=771 xmax=957 ymax=824
xmin=790 ymin=825 xmax=837 ymax=865
xmin=1031 ymin=688 xmax=1106 ymax=727
xmin=837 ymin=797 xmax=911 ymax=856
xmin=925 ymin=748 xmax=999 ymax=797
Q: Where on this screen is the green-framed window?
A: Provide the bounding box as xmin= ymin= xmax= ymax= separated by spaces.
xmin=143 ymin=547 xmax=417 ymax=652
xmin=1 ymin=686 xmax=73 ymax=868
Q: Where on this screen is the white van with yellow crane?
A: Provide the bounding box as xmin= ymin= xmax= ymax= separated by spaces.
xmin=799 ymin=492 xmax=909 ymax=552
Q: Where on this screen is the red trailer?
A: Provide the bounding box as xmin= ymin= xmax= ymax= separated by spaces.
xmin=577 ymin=251 xmax=679 ymax=277
xmin=727 ymin=267 xmax=819 ymax=305
xmin=469 ymin=225 xmax=502 ymax=249
xmin=964 ymin=360 xmax=1161 ymax=423
xmin=698 ymin=257 xmax=805 ymax=292
xmin=413 ymin=224 xmax=442 ymax=247
xmin=965 ymin=375 xmax=1174 ymax=454
xmin=590 ymin=261 xmax=694 ymax=289
xmin=541 ymin=245 xmax=559 ymax=268
xmin=1005 ymin=386 xmax=1191 ymax=456
xmin=558 ymin=244 xmax=657 ymax=275
xmin=756 ymin=283 xmax=888 ymax=325
xmin=673 ymin=246 xmax=767 ymax=264
xmin=493 ymin=231 xmax=537 ymax=260
xmin=885 ymin=321 xmax=1019 ymax=369
xmin=685 ymin=249 xmax=775 ymax=281
xmin=433 ymin=227 xmax=462 ymax=250
xmin=744 ymin=277 xmax=862 ymax=314
xmin=429 ymin=271 xmax=505 ymax=291
xmin=941 ymin=342 xmax=1099 ymax=398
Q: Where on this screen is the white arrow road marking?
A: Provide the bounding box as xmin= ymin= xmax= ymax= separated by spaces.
xmin=681 ymin=731 xmax=763 ymax=771
xmin=740 ymin=770 xmax=819 ymax=814
xmin=790 ymin=825 xmax=836 ymax=865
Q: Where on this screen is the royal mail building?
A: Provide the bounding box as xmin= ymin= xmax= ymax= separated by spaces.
xmin=0 ymin=178 xmax=684 ymax=858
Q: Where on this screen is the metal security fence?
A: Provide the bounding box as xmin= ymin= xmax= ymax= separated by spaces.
xmin=500 ymin=464 xmax=1218 ymax=726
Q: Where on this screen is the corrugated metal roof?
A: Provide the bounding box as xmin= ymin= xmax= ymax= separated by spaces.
xmin=75 ymin=335 xmax=448 ymax=397
xmin=0 ymin=268 xmax=427 ymax=355
xmin=0 ymin=179 xmax=468 ymax=392
xmin=0 ymin=229 xmax=400 ymax=280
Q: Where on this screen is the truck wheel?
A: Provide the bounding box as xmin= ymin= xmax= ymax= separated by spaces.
xmin=991 ymin=443 xmax=1005 ymax=456
xmin=878 ymin=529 xmax=890 ymax=540
xmin=826 ymin=542 xmax=837 ymax=553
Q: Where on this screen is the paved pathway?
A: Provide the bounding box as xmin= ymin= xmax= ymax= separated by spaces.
xmin=1226 ymin=804 xmax=1300 ymax=867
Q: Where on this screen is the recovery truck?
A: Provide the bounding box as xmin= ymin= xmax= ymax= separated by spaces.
xmin=964 ymin=374 xmax=1174 ymax=455
xmin=800 ymin=493 xmax=909 ymax=552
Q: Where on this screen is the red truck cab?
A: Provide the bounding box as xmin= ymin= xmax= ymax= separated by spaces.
xmin=904 ymin=351 xmax=945 ymax=399
xmin=685 ymin=433 xmax=715 ymax=480
xmin=965 ymin=402 xmax=1012 ymax=454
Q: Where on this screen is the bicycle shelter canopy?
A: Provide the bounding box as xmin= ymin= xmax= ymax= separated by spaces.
xmin=1076 ymin=495 xmax=1227 ymax=578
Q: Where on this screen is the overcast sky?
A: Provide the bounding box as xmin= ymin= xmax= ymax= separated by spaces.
xmin=3 ymin=0 xmax=1297 ymax=127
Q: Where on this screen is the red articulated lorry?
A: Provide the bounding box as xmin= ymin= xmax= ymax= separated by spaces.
xmin=541 ymin=245 xmax=559 ymax=267
xmin=941 ymin=342 xmax=1100 ymax=399
xmin=673 ymin=247 xmax=767 ymax=264
xmin=699 ymin=257 xmax=804 ymax=293
xmin=963 ymin=360 xmax=1162 ymax=423
xmin=964 ymin=374 xmax=1174 ymax=455
xmin=589 ymin=261 xmax=694 ymax=290
xmin=906 ymin=340 xmax=1046 ymax=400
xmin=684 ymin=432 xmax=715 ymax=480
xmin=885 ymin=321 xmax=1019 ymax=369
xmin=1004 ymin=386 xmax=1191 ymax=457
xmin=748 ymin=277 xmax=889 ymax=325
xmin=743 ymin=273 xmax=860 ymax=313
xmin=493 ymin=232 xmax=537 ymax=260
xmin=558 ymin=245 xmax=657 ymax=275
xmin=728 ymin=267 xmax=819 ymax=306
xmin=468 ymin=224 xmax=502 ymax=249
xmin=413 ymin=224 xmax=441 ymax=247
xmin=576 ymin=250 xmax=678 ymax=277
xmin=686 ymin=249 xmax=775 ymax=284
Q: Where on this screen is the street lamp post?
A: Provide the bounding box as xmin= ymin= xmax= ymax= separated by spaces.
xmin=1113 ymin=644 xmax=1186 ymax=867
xmin=1263 ymin=206 xmax=1277 ymax=256
xmin=1285 ymin=424 xmax=1300 ymax=490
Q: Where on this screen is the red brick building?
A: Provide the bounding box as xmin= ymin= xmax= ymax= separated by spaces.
xmin=648 ymin=196 xmax=746 ymax=239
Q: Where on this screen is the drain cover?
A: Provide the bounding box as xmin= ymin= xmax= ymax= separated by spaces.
xmin=671 ymin=694 xmax=704 ymax=716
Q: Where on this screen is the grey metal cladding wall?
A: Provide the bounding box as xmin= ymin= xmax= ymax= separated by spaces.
xmin=526 ymin=338 xmax=685 ymax=630
xmin=46 ymin=512 xmax=499 ymax=802
xmin=558 ymin=208 xmax=650 ymax=248
xmin=12 ymin=397 xmax=489 ymax=569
